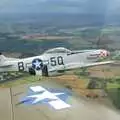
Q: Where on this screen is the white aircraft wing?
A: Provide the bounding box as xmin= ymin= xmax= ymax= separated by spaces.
xmin=80 ymin=61 xmax=115 ymax=68
xmin=64 ymin=61 xmax=115 ymax=71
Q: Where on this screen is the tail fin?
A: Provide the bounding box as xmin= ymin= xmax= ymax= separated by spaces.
xmin=0 ymin=53 xmax=7 ymax=63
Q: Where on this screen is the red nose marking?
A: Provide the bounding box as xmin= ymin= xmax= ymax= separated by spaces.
xmin=99 ymin=50 xmax=108 ymax=57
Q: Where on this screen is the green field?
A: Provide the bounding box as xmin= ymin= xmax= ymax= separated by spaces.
xmin=107 ymin=83 xmax=120 ymax=89
xmin=0 ymin=76 xmax=42 ymax=88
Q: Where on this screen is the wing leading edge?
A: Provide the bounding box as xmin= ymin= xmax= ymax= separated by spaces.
xmin=81 ymin=61 xmax=115 ymax=68
xmin=62 ymin=61 xmax=115 ymax=71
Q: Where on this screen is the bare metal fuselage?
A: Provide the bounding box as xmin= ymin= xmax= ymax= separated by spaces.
xmin=0 ymin=48 xmax=110 ymax=76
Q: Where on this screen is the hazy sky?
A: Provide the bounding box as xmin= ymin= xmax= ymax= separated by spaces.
xmin=0 ymin=0 xmax=119 ymax=14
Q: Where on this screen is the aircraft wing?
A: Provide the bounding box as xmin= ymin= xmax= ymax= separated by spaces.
xmin=64 ymin=60 xmax=115 ymax=71
xmin=80 ymin=61 xmax=115 ymax=68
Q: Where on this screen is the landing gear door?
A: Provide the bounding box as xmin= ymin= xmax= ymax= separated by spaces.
xmin=42 ymin=65 xmax=49 ymax=77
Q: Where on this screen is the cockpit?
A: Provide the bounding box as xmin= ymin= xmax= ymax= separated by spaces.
xmin=44 ymin=47 xmax=72 ymax=54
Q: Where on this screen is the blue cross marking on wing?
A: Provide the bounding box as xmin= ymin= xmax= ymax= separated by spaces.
xmin=20 ymin=86 xmax=72 ymax=110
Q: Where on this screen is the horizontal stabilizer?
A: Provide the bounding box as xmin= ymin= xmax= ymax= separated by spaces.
xmin=0 ymin=64 xmax=13 ymax=68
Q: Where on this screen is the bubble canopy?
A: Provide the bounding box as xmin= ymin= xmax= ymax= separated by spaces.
xmin=44 ymin=47 xmax=71 ymax=54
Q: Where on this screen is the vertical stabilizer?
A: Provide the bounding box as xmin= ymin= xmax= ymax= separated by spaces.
xmin=0 ymin=53 xmax=7 ymax=63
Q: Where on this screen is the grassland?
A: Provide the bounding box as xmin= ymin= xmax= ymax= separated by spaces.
xmin=0 ymin=76 xmax=41 ymax=88
xmin=1 ymin=25 xmax=120 ymax=54
xmin=107 ymin=83 xmax=120 ymax=89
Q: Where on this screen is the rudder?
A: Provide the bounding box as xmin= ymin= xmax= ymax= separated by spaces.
xmin=0 ymin=53 xmax=7 ymax=63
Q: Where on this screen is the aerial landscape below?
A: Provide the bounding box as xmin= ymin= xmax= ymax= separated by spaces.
xmin=0 ymin=0 xmax=120 ymax=120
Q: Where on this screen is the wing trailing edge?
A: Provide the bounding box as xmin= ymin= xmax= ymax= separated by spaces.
xmin=82 ymin=61 xmax=115 ymax=67
xmin=64 ymin=61 xmax=115 ymax=71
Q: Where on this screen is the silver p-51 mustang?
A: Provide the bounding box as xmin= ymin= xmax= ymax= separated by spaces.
xmin=0 ymin=47 xmax=114 ymax=76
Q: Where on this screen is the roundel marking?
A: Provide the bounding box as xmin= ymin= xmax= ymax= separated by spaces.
xmin=32 ymin=58 xmax=43 ymax=70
